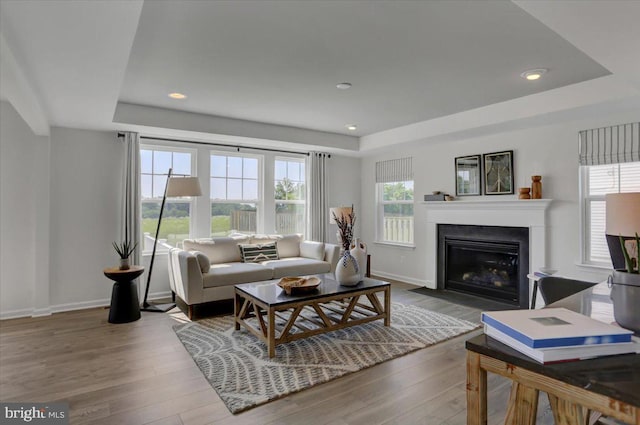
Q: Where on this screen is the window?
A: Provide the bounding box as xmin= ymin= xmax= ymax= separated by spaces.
xmin=375 ymin=157 xmax=414 ymax=245
xmin=579 ymin=122 xmax=640 ymax=266
xmin=377 ymin=180 xmax=414 ymax=245
xmin=210 ymin=153 xmax=261 ymax=236
xmin=140 ymin=147 xmax=194 ymax=251
xmin=581 ymin=162 xmax=640 ymax=265
xmin=274 ymin=158 xmax=306 ymax=234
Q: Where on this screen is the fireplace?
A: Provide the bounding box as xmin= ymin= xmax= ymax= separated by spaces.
xmin=438 ymin=224 xmax=529 ymax=308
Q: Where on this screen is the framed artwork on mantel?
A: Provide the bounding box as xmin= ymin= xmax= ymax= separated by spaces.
xmin=455 ymin=155 xmax=482 ymax=196
xmin=484 ymin=150 xmax=514 ymax=195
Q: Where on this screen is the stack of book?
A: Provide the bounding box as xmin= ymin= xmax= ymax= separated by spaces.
xmin=482 ymin=308 xmax=640 ymax=364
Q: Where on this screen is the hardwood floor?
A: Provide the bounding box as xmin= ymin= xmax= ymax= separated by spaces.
xmin=0 ymin=281 xmax=554 ymax=425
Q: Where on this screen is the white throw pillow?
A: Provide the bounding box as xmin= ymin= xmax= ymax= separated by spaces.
xmin=299 ymin=241 xmax=325 ymax=261
xmin=189 ymin=250 xmax=211 ymax=273
xmin=183 ymin=236 xmax=249 ymax=264
xmin=277 ymin=234 xmax=302 ymax=258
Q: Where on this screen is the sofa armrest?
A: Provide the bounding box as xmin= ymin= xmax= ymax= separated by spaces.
xmin=168 ymin=248 xmax=205 ymax=305
xmin=324 ymin=243 xmax=340 ymax=274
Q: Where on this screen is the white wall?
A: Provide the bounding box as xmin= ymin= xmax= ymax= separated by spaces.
xmin=361 ymin=109 xmax=640 ymax=286
xmin=0 ymin=101 xmax=48 ymax=318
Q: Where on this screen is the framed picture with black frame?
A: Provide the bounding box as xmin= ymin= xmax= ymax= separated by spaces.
xmin=483 ymin=150 xmax=514 ymax=195
xmin=455 ymin=155 xmax=482 ymax=196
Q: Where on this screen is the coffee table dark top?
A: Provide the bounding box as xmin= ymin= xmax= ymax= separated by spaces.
xmin=466 ymin=281 xmax=640 ymax=407
xmin=234 ymin=274 xmax=389 ymax=307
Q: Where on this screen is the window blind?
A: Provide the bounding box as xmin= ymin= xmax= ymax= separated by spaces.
xmin=579 ymin=122 xmax=640 ymax=166
xmin=375 ymin=157 xmax=413 ymax=183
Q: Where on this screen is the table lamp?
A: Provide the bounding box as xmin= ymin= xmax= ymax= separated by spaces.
xmin=329 ymin=206 xmax=353 ymax=246
xmin=605 ymin=192 xmax=640 ymax=270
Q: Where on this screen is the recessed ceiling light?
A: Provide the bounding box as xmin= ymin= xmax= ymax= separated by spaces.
xmin=336 ymin=82 xmax=352 ymax=90
xmin=520 ymin=69 xmax=547 ymax=81
xmin=168 ymin=92 xmax=187 ymax=99
xmin=346 ymin=124 xmax=357 ymax=131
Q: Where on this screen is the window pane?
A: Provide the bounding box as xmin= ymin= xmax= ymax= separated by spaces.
xmin=620 ymin=162 xmax=640 ymax=192
xmin=383 ymin=181 xmax=413 ymax=201
xmin=243 ymin=179 xmax=258 ymax=200
xmin=211 ymin=203 xmax=257 ymax=236
xmin=275 ymin=160 xmax=287 ymax=180
xmin=211 ymin=155 xmax=227 ymax=178
xmin=142 ymin=201 xmax=190 ymax=250
xmin=153 ymin=151 xmax=171 ymax=174
xmin=173 ymin=152 xmax=191 ymax=176
xmin=275 ymin=203 xmax=305 ymax=234
xmin=589 ymin=200 xmax=609 ymax=263
xmin=287 ymin=161 xmax=300 ymax=180
xmin=588 ymin=164 xmax=618 ymax=195
xmin=228 ymin=179 xmax=242 ymax=199
xmin=141 ymin=149 xmax=152 ymax=174
xmin=382 ymin=203 xmax=414 ymax=244
xmin=141 ymin=175 xmax=152 ymax=199
xmin=211 ymin=177 xmax=226 ymax=199
xmin=228 ymin=156 xmax=242 ymax=178
xmin=244 ymin=158 xmax=258 ymax=179
xmin=153 ymin=175 xmax=167 ymax=198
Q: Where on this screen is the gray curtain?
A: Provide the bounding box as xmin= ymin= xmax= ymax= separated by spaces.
xmin=119 ymin=132 xmax=141 ymax=266
xmin=307 ymin=152 xmax=328 ymax=242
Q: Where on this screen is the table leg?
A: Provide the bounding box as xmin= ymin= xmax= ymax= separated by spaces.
xmin=467 ymin=351 xmax=487 ymax=425
xmin=548 ymin=394 xmax=588 ymax=425
xmin=504 ymin=382 xmax=539 ymax=425
xmin=384 ymin=286 xmax=391 ymax=326
xmin=267 ymin=307 xmax=276 ymax=358
xmin=234 ymin=292 xmax=241 ymax=330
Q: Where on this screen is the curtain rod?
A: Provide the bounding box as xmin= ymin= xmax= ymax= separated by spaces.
xmin=118 ymin=133 xmax=331 ymax=158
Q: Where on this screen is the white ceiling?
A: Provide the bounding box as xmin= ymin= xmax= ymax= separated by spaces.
xmin=1 ymin=0 xmax=639 ymax=154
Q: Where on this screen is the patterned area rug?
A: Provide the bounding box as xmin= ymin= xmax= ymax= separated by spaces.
xmin=173 ymin=302 xmax=478 ymax=414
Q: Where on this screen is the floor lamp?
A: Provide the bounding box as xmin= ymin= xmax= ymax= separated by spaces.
xmin=142 ymin=168 xmax=202 ymax=312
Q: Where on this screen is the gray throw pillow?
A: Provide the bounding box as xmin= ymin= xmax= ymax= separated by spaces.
xmin=239 ymin=242 xmax=279 ymax=263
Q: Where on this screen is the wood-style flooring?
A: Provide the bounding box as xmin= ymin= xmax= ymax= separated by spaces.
xmin=0 ymin=280 xmax=555 ymax=425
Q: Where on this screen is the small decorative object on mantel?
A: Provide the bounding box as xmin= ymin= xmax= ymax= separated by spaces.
xmin=531 ymin=175 xmax=542 ymax=199
xmin=112 ymin=240 xmax=138 ymax=270
xmin=332 ymin=205 xmax=360 ymax=286
xmin=484 ymin=150 xmax=514 ymax=195
xmin=518 ymin=187 xmax=531 ymax=199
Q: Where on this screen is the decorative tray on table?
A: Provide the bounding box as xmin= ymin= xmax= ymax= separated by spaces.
xmin=277 ymin=276 xmax=321 ymax=295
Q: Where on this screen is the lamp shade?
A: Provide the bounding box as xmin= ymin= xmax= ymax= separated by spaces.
xmin=606 ymin=192 xmax=640 ymax=236
xmin=329 ymin=206 xmax=353 ymax=224
xmin=166 ymin=177 xmax=202 ymax=197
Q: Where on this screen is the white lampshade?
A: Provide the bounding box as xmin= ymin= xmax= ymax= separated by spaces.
xmin=606 ymin=192 xmax=640 ymax=236
xmin=166 ymin=177 xmax=202 ymax=197
xmin=329 ymin=206 xmax=353 ymax=224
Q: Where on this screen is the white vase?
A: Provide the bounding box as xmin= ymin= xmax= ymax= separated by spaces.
xmin=335 ymin=250 xmax=360 ymax=286
xmin=349 ymin=238 xmax=367 ymax=280
xmin=119 ymin=258 xmax=130 ymax=270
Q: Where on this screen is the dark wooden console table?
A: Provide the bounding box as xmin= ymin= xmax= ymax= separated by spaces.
xmin=466 ymin=281 xmax=640 ymax=424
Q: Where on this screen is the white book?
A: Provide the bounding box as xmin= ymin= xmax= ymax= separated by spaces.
xmin=481 ymin=308 xmax=633 ymax=349
xmin=485 ymin=325 xmax=640 ymax=364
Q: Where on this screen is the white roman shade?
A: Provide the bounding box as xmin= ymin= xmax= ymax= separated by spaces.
xmin=579 ymin=122 xmax=640 ymax=166
xmin=375 ymin=157 xmax=413 ymax=183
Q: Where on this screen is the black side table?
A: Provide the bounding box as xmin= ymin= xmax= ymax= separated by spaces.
xmin=103 ymin=265 xmax=144 ymax=324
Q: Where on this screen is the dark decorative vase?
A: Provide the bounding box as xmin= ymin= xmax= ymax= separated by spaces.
xmin=609 ymin=270 xmax=640 ymax=333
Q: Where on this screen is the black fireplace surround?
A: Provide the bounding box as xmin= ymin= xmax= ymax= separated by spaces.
xmin=437 ymin=224 xmax=529 ymax=308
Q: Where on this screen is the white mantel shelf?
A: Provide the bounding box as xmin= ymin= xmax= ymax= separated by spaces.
xmin=423 ymin=198 xmax=552 ymax=296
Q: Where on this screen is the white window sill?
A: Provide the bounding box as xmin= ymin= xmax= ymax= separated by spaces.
xmin=142 ymin=251 xmax=170 ymax=257
xmin=574 ymin=261 xmax=613 ymax=271
xmin=373 ymin=241 xmax=416 ymax=249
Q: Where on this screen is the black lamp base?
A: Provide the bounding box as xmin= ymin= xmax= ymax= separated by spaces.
xmin=141 ymin=302 xmax=176 ymax=313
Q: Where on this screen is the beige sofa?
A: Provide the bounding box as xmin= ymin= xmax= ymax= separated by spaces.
xmin=168 ymin=234 xmax=340 ymax=317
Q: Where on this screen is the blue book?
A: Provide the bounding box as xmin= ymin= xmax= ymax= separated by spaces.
xmin=481 ymin=308 xmax=633 ymax=349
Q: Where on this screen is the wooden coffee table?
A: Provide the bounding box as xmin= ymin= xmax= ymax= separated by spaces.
xmin=234 ymin=275 xmax=391 ymax=357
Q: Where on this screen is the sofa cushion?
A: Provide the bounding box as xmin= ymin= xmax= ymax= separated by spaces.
xmin=183 ymin=236 xmax=249 ymax=264
xmin=239 ymin=242 xmax=279 ymax=263
xmin=203 ymin=262 xmax=274 ymax=288
xmin=300 ymin=241 xmax=325 ymax=261
xmin=262 ymin=257 xmax=331 ymax=278
xmin=249 ymin=234 xmax=280 ymax=245
xmin=277 ymin=234 xmax=302 ymax=258
xmin=189 ymin=250 xmax=210 ymax=273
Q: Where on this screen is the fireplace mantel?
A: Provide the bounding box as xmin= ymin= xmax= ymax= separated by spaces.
xmin=423 ymin=199 xmax=552 ymax=291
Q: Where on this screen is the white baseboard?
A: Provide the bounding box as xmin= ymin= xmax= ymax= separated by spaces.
xmin=0 ymin=290 xmax=174 ymax=321
xmin=370 ymin=269 xmax=426 ymax=287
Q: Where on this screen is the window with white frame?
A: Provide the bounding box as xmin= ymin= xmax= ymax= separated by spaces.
xmin=140 ymin=146 xmax=195 ymax=251
xmin=375 ymin=158 xmax=414 ymax=245
xmin=274 ymin=157 xmax=306 ymax=234
xmin=210 ymin=152 xmax=261 ymax=236
xmin=579 ymin=123 xmax=640 ymax=266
